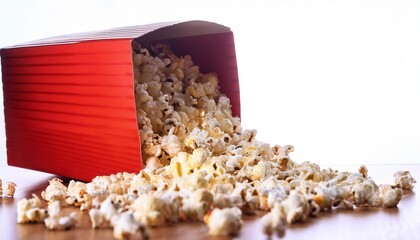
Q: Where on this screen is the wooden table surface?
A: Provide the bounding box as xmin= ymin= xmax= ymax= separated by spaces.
xmin=1 ymin=164 xmax=419 ymax=240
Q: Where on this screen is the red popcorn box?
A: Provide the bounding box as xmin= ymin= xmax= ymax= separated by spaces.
xmin=0 ymin=21 xmax=241 ymax=181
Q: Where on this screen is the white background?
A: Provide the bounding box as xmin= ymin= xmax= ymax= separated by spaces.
xmin=1 ymin=0 xmax=419 ymax=168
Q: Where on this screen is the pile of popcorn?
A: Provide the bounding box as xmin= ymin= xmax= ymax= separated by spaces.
xmin=16 ymin=42 xmax=416 ymax=239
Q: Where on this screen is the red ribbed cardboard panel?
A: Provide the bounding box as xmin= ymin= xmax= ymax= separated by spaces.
xmin=1 ymin=21 xmax=241 ymax=181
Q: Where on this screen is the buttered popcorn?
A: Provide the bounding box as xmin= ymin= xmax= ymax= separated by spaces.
xmin=16 ymin=42 xmax=416 ymax=238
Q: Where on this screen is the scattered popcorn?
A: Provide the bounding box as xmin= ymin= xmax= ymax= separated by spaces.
xmin=58 ymin=212 xmax=79 ymax=229
xmin=45 ymin=212 xmax=78 ymax=230
xmin=261 ymin=203 xmax=286 ymax=238
xmin=25 ymin=208 xmax=49 ymax=223
xmin=15 ymin=41 xmax=416 ymax=239
xmin=88 ymin=208 xmax=103 ymax=228
xmin=393 ymin=170 xmax=416 ymax=190
xmin=41 ymin=178 xmax=67 ymax=203
xmin=44 ymin=200 xmax=79 ymax=230
xmin=0 ymin=179 xmax=2 ymax=196
xmin=112 ymin=211 xmax=149 ymax=240
xmin=48 ymin=200 xmax=61 ymax=218
xmin=280 ymin=190 xmax=311 ymax=224
xmin=6 ymin=181 xmax=17 ymax=197
xmin=379 ymin=184 xmax=403 ymax=208
xmin=351 ymin=180 xmax=381 ymax=207
xmin=131 ymin=193 xmax=171 ymax=227
xmin=358 ymin=165 xmax=368 ymax=178
xmin=17 ymin=194 xmax=47 ymax=224
xmin=204 ymin=207 xmax=242 ymax=237
xmin=99 ymin=197 xmax=119 ymax=222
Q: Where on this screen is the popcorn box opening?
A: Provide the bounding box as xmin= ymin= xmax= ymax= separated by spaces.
xmin=1 ymin=21 xmax=241 ymax=181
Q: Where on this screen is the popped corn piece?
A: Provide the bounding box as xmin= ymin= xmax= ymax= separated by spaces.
xmin=379 ymin=184 xmax=403 ymax=208
xmin=336 ymin=199 xmax=356 ymax=210
xmin=44 ymin=200 xmax=79 ymax=230
xmin=25 ymin=208 xmax=48 ymax=223
xmin=92 ymin=176 xmax=113 ymax=189
xmin=6 ymin=181 xmax=17 ymax=197
xmin=109 ymin=183 xmax=124 ymax=195
xmin=358 ymin=165 xmax=368 ymax=178
xmin=184 ymin=128 xmax=209 ymax=150
xmin=204 ymin=207 xmax=242 ymax=237
xmin=186 ymin=83 xmax=206 ymax=99
xmin=85 ymin=182 xmax=109 ymax=208
xmin=110 ymin=193 xmax=135 ymax=210
xmin=235 ymin=129 xmax=257 ymax=144
xmin=44 ymin=217 xmax=60 ymax=230
xmin=132 ymin=53 xmax=146 ymax=67
xmin=229 ymin=182 xmax=257 ymax=214
xmin=158 ymin=191 xmax=182 ymax=223
xmin=313 ymin=184 xmax=339 ymax=210
xmin=27 ymin=193 xmax=42 ymax=207
xmin=99 ymin=198 xmax=118 ymax=222
xmin=89 ymin=208 xmax=103 ymax=228
xmin=131 ymin=193 xmax=170 ymax=227
xmin=280 ymin=190 xmax=310 ymax=224
xmin=112 ymin=211 xmax=149 ymax=240
xmin=184 ymin=170 xmax=212 ymax=189
xmin=45 ymin=212 xmax=79 ymax=230
xmin=66 ymin=180 xmax=93 ymax=210
xmin=258 ymin=177 xmax=290 ymax=210
xmin=273 ymin=145 xmax=294 ymax=169
xmin=243 ymin=192 xmax=260 ymax=214
xmin=17 ymin=201 xmax=31 ymax=223
xmin=191 ymin=148 xmax=209 ymax=169
xmin=220 ymin=118 xmax=234 ymax=135
xmin=146 ymin=156 xmax=164 ymax=170
xmin=225 ymin=155 xmax=242 ymax=173
xmin=181 ymin=189 xmax=213 ymax=221
xmin=213 ymin=183 xmax=234 ymax=194
xmin=67 ymin=180 xmax=87 ymax=199
xmin=261 ymin=204 xmax=286 ymax=238
xmin=351 ymin=180 xmax=381 ymax=207
xmin=0 ymin=179 xmax=2 ymax=195
xmin=252 ymin=160 xmax=272 ymax=181
xmin=316 ymin=182 xmax=353 ymax=210
xmin=338 ymin=173 xmax=363 ymax=188
xmin=41 ymin=178 xmax=67 ymax=203
xmin=212 ymin=193 xmax=240 ymax=209
xmin=161 ymin=133 xmax=182 ymax=158
xmin=48 ymin=200 xmax=61 ymax=218
xmin=58 ymin=212 xmax=79 ymax=229
xmin=17 ymin=194 xmax=45 ymax=223
xmin=393 ymin=170 xmax=416 ymax=190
